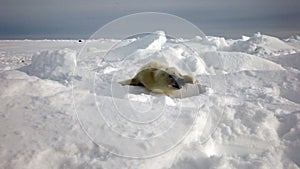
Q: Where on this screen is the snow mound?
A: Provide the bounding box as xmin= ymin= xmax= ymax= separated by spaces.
xmin=188 ymin=36 xmax=228 ymax=52
xmin=98 ymin=30 xmax=208 ymax=76
xmin=271 ymin=53 xmax=300 ymax=71
xmin=133 ymin=31 xmax=167 ymax=50
xmin=202 ymin=51 xmax=285 ymax=73
xmin=285 ymin=35 xmax=300 ymax=43
xmin=0 ymin=70 xmax=67 ymax=98
xmin=146 ymin=46 xmax=208 ymax=75
xmin=19 ymin=49 xmax=77 ymax=84
xmin=229 ymin=32 xmax=298 ymax=56
xmin=104 ymin=31 xmax=167 ymax=62
xmin=202 ymin=36 xmax=229 ymax=49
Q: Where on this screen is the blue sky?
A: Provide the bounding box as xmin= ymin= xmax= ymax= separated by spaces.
xmin=0 ymin=0 xmax=299 ymax=39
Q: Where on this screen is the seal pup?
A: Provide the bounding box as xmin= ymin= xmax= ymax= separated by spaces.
xmin=119 ymin=61 xmax=197 ymax=97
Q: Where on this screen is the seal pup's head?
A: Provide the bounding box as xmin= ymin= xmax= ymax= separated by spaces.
xmin=154 ymin=68 xmax=185 ymax=90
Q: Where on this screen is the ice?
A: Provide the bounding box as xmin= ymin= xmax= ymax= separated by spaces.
xmin=19 ymin=48 xmax=78 ymax=84
xmin=228 ymin=32 xmax=299 ymax=56
xmin=104 ymin=31 xmax=167 ymax=62
xmin=202 ymin=51 xmax=285 ymax=73
xmin=0 ymin=31 xmax=300 ymax=169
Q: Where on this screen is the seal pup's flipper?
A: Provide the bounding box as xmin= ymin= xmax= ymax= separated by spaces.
xmin=119 ymin=77 xmax=144 ymax=86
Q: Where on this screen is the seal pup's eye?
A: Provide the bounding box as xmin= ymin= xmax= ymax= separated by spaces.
xmin=168 ymin=74 xmax=173 ymax=79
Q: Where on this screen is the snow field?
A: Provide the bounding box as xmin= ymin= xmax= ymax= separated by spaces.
xmin=0 ymin=31 xmax=299 ymax=168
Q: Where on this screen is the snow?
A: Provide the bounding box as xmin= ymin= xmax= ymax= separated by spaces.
xmin=202 ymin=51 xmax=285 ymax=74
xmin=228 ymin=32 xmax=299 ymax=57
xmin=104 ymin=31 xmax=167 ymax=62
xmin=0 ymin=31 xmax=300 ymax=169
xmin=19 ymin=49 xmax=78 ymax=84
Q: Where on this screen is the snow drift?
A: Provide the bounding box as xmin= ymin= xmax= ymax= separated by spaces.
xmin=19 ymin=48 xmax=78 ymax=84
xmin=104 ymin=31 xmax=167 ymax=62
xmin=202 ymin=51 xmax=285 ymax=73
xmin=229 ymin=32 xmax=299 ymax=56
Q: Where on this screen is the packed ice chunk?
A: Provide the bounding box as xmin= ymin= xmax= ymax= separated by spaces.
xmin=104 ymin=31 xmax=167 ymax=62
xmin=19 ymin=48 xmax=77 ymax=84
xmin=229 ymin=32 xmax=298 ymax=56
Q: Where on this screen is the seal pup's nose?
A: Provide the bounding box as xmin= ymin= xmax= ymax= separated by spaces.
xmin=172 ymin=77 xmax=185 ymax=89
